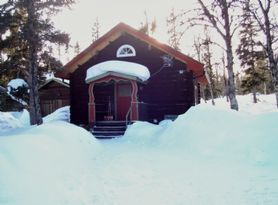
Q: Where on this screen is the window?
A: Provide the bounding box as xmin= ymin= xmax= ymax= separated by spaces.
xmin=116 ymin=44 xmax=136 ymax=58
xmin=118 ymin=84 xmax=131 ymax=96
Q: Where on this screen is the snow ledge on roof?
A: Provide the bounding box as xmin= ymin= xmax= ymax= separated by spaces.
xmin=85 ymin=60 xmax=150 ymax=82
xmin=7 ymin=78 xmax=27 ymax=90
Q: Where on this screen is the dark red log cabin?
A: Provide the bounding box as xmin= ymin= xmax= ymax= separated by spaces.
xmin=55 ymin=23 xmax=207 ymax=128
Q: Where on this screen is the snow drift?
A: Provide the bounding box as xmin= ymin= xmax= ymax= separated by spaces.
xmin=0 ymin=122 xmax=100 ymax=205
xmin=0 ymin=95 xmax=277 ymax=205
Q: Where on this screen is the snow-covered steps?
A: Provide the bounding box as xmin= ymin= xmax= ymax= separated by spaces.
xmin=91 ymin=121 xmax=127 ymax=138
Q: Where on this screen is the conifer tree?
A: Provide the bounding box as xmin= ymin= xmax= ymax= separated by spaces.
xmin=236 ymin=0 xmax=263 ymax=103
xmin=139 ymin=11 xmax=157 ymax=35
xmin=92 ymin=17 xmax=100 ymax=43
xmin=166 ymin=8 xmax=184 ymax=51
xmin=240 ymin=55 xmax=268 ymax=101
xmin=74 ymin=41 xmax=81 ymax=55
xmin=201 ymin=30 xmax=216 ymax=105
xmin=235 ymin=72 xmax=243 ymax=95
xmin=255 ymin=58 xmax=273 ymax=94
xmin=0 ymin=0 xmax=74 ymax=125
xmin=0 ymin=1 xmax=27 ymax=84
xmin=150 ymin=18 xmax=157 ymax=35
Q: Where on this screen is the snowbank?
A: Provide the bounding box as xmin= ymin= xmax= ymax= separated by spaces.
xmin=165 ymin=105 xmax=278 ymax=165
xmin=203 ymin=94 xmax=278 ymax=114
xmin=0 ymin=95 xmax=278 ymax=205
xmin=43 ymin=106 xmax=70 ymax=123
xmin=86 ymin=60 xmax=150 ymax=82
xmin=0 ymin=106 xmax=70 ymax=133
xmin=0 ymin=122 xmax=100 ymax=205
xmin=123 ymin=104 xmax=278 ymax=166
xmin=0 ymin=111 xmax=23 ymax=131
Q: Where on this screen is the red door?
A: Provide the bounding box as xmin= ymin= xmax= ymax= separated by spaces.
xmin=116 ymin=83 xmax=132 ymax=120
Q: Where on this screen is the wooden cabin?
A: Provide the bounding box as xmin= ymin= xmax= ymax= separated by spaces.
xmin=55 ymin=23 xmax=207 ymax=136
xmin=39 ymin=78 xmax=70 ymax=116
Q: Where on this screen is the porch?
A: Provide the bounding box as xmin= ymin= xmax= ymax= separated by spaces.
xmin=85 ymin=61 xmax=150 ymax=137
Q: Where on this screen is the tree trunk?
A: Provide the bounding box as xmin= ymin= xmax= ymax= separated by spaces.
xmin=226 ymin=40 xmax=239 ymax=110
xmin=276 ymin=92 xmax=278 ymax=108
xmin=223 ymin=1 xmax=238 ymax=110
xmin=264 ymin=82 xmax=267 ymax=94
xmin=266 ymin=42 xmax=278 ymax=108
xmin=260 ymin=0 xmax=278 ymax=108
xmin=26 ymin=0 xmax=43 ymax=125
xmin=252 ymin=88 xmax=257 ymax=103
xmin=209 ymin=83 xmax=215 ymax=105
xmin=202 ymin=86 xmax=207 ymax=103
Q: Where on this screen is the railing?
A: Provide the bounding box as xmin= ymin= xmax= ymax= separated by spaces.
xmin=125 ymin=106 xmax=132 ymax=126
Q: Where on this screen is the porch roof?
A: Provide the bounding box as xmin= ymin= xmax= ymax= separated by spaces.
xmin=85 ymin=71 xmax=145 ymax=84
xmin=85 ymin=60 xmax=150 ymax=83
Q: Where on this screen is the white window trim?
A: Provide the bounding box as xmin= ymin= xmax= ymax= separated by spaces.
xmin=116 ymin=44 xmax=136 ymax=58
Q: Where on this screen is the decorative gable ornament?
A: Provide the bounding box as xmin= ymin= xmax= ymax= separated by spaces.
xmin=116 ymin=44 xmax=136 ymax=57
xmin=161 ymin=54 xmax=173 ymax=67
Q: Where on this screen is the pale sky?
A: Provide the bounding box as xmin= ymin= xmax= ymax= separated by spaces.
xmin=53 ymin=0 xmax=203 ymax=61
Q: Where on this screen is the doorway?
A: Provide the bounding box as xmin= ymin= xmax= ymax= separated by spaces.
xmin=116 ymin=82 xmax=132 ymax=120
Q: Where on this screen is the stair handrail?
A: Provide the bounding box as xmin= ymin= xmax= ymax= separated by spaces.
xmin=125 ymin=105 xmax=132 ymax=126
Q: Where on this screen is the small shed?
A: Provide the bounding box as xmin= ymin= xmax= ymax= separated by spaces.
xmin=39 ymin=78 xmax=70 ymax=116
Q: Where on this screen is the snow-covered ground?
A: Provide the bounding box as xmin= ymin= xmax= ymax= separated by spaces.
xmin=0 ymin=94 xmax=277 ymax=205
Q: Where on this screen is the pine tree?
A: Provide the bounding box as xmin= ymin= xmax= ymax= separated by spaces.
xmin=74 ymin=41 xmax=81 ymax=55
xmin=139 ymin=11 xmax=157 ymax=35
xmin=201 ymin=30 xmax=216 ymax=105
xmin=0 ymin=0 xmax=74 ymax=125
xmin=150 ymin=18 xmax=157 ymax=35
xmin=166 ymin=8 xmax=184 ymax=51
xmin=0 ymin=2 xmax=27 ymax=84
xmin=235 ymin=72 xmax=243 ymax=95
xmin=91 ymin=17 xmax=100 ymax=43
xmin=255 ymin=58 xmax=273 ymax=94
xmin=240 ymin=58 xmax=268 ymax=98
xmin=236 ymin=0 xmax=264 ymax=103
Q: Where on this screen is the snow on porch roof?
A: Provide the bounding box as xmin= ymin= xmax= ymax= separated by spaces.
xmin=85 ymin=60 xmax=150 ymax=83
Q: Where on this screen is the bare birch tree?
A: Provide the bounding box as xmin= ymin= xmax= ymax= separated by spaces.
xmin=194 ymin=0 xmax=239 ymax=110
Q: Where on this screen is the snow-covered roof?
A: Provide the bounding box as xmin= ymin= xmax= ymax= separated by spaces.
xmin=39 ymin=78 xmax=70 ymax=90
xmin=85 ymin=60 xmax=150 ymax=83
xmin=6 ymin=78 xmax=28 ymax=106
xmin=7 ymin=78 xmax=27 ymax=90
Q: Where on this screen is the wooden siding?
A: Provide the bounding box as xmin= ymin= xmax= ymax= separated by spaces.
xmin=39 ymin=81 xmax=70 ymax=116
xmin=70 ymin=33 xmax=195 ymax=125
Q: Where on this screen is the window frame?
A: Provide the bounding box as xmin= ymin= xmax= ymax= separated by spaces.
xmin=116 ymin=44 xmax=136 ymax=58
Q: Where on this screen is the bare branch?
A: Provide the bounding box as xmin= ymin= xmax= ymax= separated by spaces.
xmin=251 ymin=9 xmax=266 ymax=34
xmin=231 ymin=22 xmax=241 ymax=37
xmin=196 ymin=0 xmax=226 ymax=38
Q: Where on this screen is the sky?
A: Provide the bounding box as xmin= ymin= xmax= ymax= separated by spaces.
xmin=53 ymin=0 xmax=204 ymax=62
